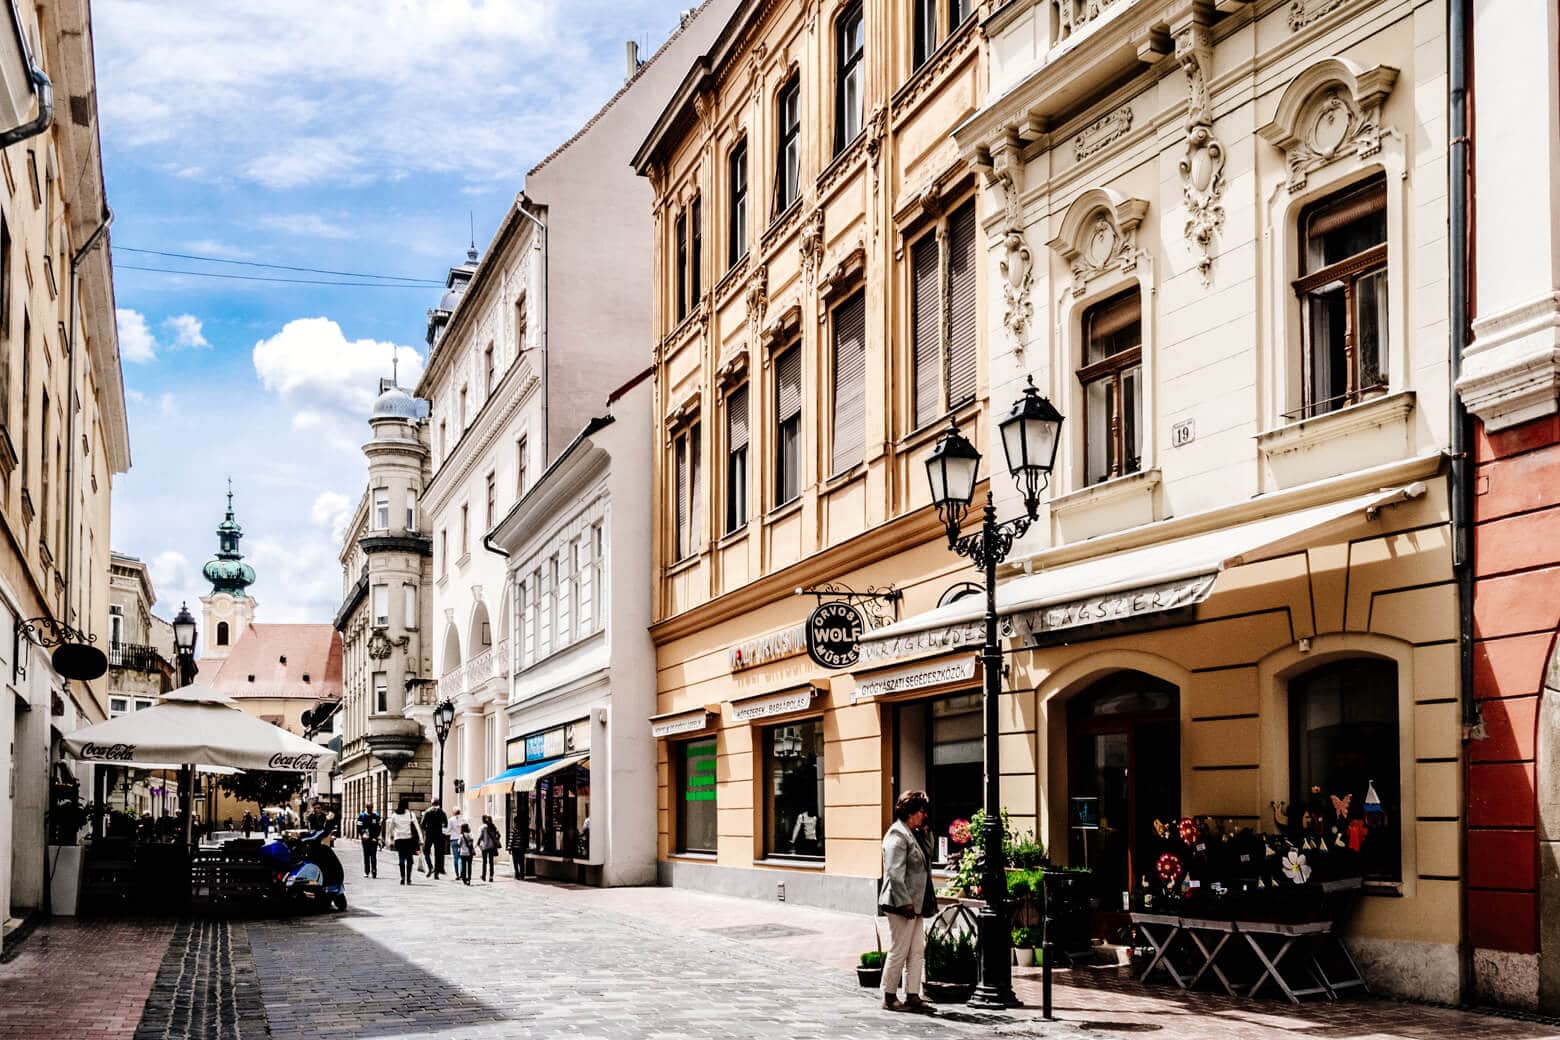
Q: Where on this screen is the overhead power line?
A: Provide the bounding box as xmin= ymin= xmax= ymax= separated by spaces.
xmin=115 ymin=264 xmax=442 ymax=289
xmin=112 ymin=245 xmax=443 ymax=285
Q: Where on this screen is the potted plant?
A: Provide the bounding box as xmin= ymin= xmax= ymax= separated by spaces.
xmin=857 ymin=949 xmax=886 ymax=988
xmin=46 ymin=780 xmax=89 ymax=916
xmin=1012 ymin=925 xmax=1041 ymax=967
xmin=924 ymin=927 xmax=978 ymax=1003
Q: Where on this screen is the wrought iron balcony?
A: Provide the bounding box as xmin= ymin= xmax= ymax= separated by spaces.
xmin=108 ymin=642 xmax=171 ymax=675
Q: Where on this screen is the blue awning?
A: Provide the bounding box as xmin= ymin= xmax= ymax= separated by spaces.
xmin=477 ymin=763 xmax=546 ymax=792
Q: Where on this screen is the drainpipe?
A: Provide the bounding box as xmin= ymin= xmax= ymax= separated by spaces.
xmin=1446 ymin=0 xmax=1478 ymax=1003
xmin=64 ymin=208 xmax=112 ymax=624
xmin=514 ymin=195 xmax=549 ymax=463
xmin=0 ymin=0 xmax=51 ymax=151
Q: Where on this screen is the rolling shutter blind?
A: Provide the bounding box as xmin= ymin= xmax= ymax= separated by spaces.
xmin=946 ymin=201 xmax=978 ymax=408
xmin=727 ymin=386 xmax=749 ymax=452
xmin=911 ymin=233 xmax=941 ymax=428
xmin=831 ymin=292 xmax=867 ymax=474
xmin=777 ymin=348 xmax=802 ymax=423
xmin=675 ymin=433 xmax=690 ymax=558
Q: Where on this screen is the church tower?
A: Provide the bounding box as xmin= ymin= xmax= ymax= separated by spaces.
xmin=199 ymin=482 xmax=258 ymax=663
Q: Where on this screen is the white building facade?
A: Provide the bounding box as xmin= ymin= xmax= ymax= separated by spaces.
xmin=490 ymin=375 xmax=655 ymax=886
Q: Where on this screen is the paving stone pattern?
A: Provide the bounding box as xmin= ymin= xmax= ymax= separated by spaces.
xmin=0 ymin=917 xmax=174 ymax=1040
xmin=135 ymin=919 xmax=269 ymax=1040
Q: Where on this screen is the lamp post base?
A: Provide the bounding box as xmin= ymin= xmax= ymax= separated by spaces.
xmin=967 ymin=903 xmax=1020 ymax=1010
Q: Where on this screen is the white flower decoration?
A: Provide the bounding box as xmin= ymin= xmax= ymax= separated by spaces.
xmin=1281 ymin=849 xmax=1311 ymax=885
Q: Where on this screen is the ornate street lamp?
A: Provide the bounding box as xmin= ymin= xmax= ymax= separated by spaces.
xmin=172 ymin=602 xmax=198 ymax=688
xmin=924 ymin=375 xmax=1064 ymax=1012
xmin=433 ymin=698 xmax=456 ymax=809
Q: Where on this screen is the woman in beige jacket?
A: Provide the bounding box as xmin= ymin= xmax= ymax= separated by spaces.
xmin=878 ymin=790 xmax=936 ymax=1012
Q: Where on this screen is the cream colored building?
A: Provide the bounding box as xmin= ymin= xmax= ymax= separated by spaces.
xmin=0 ymin=0 xmax=128 ymax=922
xmin=634 ymin=0 xmax=999 ymax=910
xmin=845 ymin=0 xmax=1457 ymax=1001
xmin=106 ymin=552 xmax=173 ymax=714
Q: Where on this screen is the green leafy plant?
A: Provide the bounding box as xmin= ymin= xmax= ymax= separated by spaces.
xmin=1010 ymin=834 xmax=1047 ymax=869
xmin=216 ymin=769 xmax=304 ymax=810
xmin=925 ymin=928 xmax=978 ymax=984
xmin=942 ymin=810 xmax=1049 ymax=895
xmin=859 ymin=950 xmax=886 ymax=969
xmin=1011 ymin=925 xmax=1044 ymax=948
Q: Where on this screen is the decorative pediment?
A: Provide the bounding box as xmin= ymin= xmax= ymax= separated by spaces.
xmin=818 ymin=240 xmax=866 ymax=309
xmin=1257 ymin=58 xmax=1399 ymax=191
xmin=1046 ymin=188 xmax=1150 ymax=297
xmin=715 ymin=345 xmax=750 ymax=387
xmin=761 ymin=301 xmax=802 ymax=353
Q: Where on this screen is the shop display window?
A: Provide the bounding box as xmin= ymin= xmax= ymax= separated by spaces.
xmin=527 ymin=763 xmax=590 ymax=860
xmin=675 ymin=739 xmax=718 ymax=854
xmin=894 ymin=693 xmax=983 ymax=865
xmin=764 ymin=718 xmax=825 ymax=859
xmin=1289 ymin=658 xmax=1401 ymax=882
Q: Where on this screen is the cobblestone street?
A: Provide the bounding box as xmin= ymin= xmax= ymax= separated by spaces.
xmin=4 ymin=874 xmax=1560 ymax=1039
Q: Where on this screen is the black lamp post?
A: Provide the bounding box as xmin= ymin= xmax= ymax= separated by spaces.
xmin=171 ymin=602 xmax=198 ymax=688
xmin=924 ymin=376 xmax=1063 ymax=1011
xmin=433 ymin=698 xmax=456 ymax=809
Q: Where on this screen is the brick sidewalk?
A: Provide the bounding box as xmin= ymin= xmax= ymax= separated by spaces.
xmin=0 ymin=918 xmax=175 ymax=1040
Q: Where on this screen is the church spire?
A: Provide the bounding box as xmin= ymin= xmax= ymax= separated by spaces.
xmin=203 ymin=481 xmax=256 ymax=596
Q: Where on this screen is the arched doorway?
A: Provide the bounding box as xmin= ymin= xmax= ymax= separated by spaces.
xmin=1067 ymin=670 xmax=1179 ymax=933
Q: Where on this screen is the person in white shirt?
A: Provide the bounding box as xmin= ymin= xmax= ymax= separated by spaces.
xmin=446 ymin=809 xmax=465 ymax=882
xmin=385 ymin=799 xmax=422 ymax=885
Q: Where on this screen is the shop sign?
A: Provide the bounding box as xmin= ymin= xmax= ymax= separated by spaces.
xmin=730 ymin=685 xmax=820 ymax=722
xmin=566 ymin=720 xmax=591 ymax=754
xmin=729 ymin=622 xmax=808 ymax=672
xmin=806 ymin=602 xmax=864 ymax=669
xmin=1070 ymin=796 xmax=1101 ymax=830
xmin=852 ymin=656 xmax=976 ymax=702
xmin=524 ymin=734 xmax=546 ymax=763
xmin=650 ymin=710 xmax=710 ymax=738
xmin=543 ymin=728 xmax=566 ymax=759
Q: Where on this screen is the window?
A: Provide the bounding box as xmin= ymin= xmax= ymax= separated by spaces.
xmin=0 ymin=215 xmax=9 ymax=432
xmin=589 ymin=523 xmax=604 ymax=632
xmin=728 ymin=140 xmax=748 ymax=267
xmin=216 ymin=621 xmax=229 ymax=646
xmin=485 ymin=471 xmax=496 ymax=528
xmin=775 ymin=76 xmax=801 ymax=215
xmin=557 ymin=548 xmax=573 ymax=645
xmin=516 ymin=435 xmax=529 ymax=496
xmin=372 ymin=585 xmax=389 ymax=627
xmin=913 ymin=0 xmax=937 ymax=69
xmin=673 ymin=422 xmax=701 ymax=561
xmin=764 ymin=718 xmax=825 ymax=859
xmin=575 ymin=536 xmax=593 ymax=636
xmin=373 ymin=488 xmax=390 ymax=530
xmin=109 ymin=696 xmax=127 ymax=716
xmin=39 ymin=390 xmax=48 ymax=546
xmin=403 ymin=583 xmax=417 ymax=630
xmin=108 ymin=608 xmax=123 ymax=649
xmin=675 ymin=209 xmax=688 ymax=323
xmin=830 ymin=291 xmax=867 ymax=475
xmin=774 ymin=347 xmax=803 ymax=505
xmin=460 ymin=503 xmax=469 ymax=557
xmin=18 ymin=314 xmax=27 ymax=487
xmin=439 ymin=420 xmax=448 ymax=460
xmin=1289 ymin=659 xmax=1400 ymax=881
xmin=440 ymin=529 xmax=448 ymax=576
xmin=1295 ymin=177 xmax=1388 ymax=419
xmin=949 ymin=0 xmax=972 ymax=31
xmin=724 ymin=385 xmax=750 ymax=533
xmin=541 ymin=556 xmax=557 ymax=653
xmin=690 ymin=194 xmax=702 ymax=306
xmin=404 ymin=489 xmax=416 ymax=531
xmin=835 ymin=3 xmax=864 ymax=154
xmin=459 ymin=386 xmax=469 ymax=428
xmin=910 ymin=199 xmax=978 ymax=428
xmin=484 ymin=343 xmax=495 ymax=395
xmin=1080 ymin=288 xmax=1143 ymax=485
xmin=520 ymin=572 xmax=537 ymax=668
xmin=894 ymin=693 xmax=982 ymax=865
xmin=373 ymin=672 xmax=388 ymax=714
xmin=516 ymin=296 xmax=527 ymax=355
xmin=675 ymin=738 xmax=718 ymax=854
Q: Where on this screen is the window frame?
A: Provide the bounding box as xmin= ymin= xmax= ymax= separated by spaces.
xmin=774 ymin=75 xmax=802 ymax=217
xmin=728 ymin=139 xmax=748 ymax=268
xmin=773 ymin=344 xmax=803 ymax=507
xmin=690 ymin=193 xmax=702 ymax=306
xmin=829 ymin=290 xmax=868 ymax=476
xmin=672 ymin=421 xmax=702 ymax=562
xmin=835 ymin=2 xmax=865 ymax=156
xmin=912 ymin=0 xmax=937 ymax=70
xmin=761 ymin=716 xmax=826 ymax=861
xmin=371 ymin=584 xmax=389 ymax=628
xmin=907 ymin=194 xmax=979 ymax=432
xmin=1078 ymin=287 xmax=1144 ymax=485
xmin=675 ymin=209 xmax=689 ymax=323
xmin=372 ymin=488 xmax=390 ymax=531
xmin=724 ymin=384 xmax=750 ymax=534
xmin=673 ymin=736 xmax=719 ymax=855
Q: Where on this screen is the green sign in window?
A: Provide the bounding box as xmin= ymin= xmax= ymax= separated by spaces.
xmin=677 ymin=740 xmax=718 ymax=852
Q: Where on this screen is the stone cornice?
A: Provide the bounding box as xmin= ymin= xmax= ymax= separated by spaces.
xmin=1457 ymin=291 xmax=1560 ymax=432
xmin=361 ymin=533 xmax=434 ymax=557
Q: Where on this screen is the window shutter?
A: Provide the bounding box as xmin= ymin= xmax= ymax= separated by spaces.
xmin=831 ymin=292 xmax=867 ymax=474
xmin=777 ymin=348 xmax=802 ymax=423
xmin=946 ymin=201 xmax=978 ymax=407
xmin=675 ymin=434 xmax=690 ymax=558
xmin=690 ymin=421 xmax=702 ymax=551
xmin=727 ymin=386 xmax=749 ymax=453
xmin=911 ymin=234 xmax=941 ymax=428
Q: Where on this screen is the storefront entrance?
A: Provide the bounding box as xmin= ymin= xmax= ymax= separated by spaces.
xmin=1066 ymin=671 xmax=1179 ymax=936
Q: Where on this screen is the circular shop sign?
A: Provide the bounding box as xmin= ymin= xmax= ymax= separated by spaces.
xmin=806 ymin=602 xmax=865 ymax=669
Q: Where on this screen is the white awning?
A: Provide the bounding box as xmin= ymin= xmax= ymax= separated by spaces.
xmin=513 ymin=753 xmax=588 ymax=794
xmin=857 ymin=484 xmax=1425 ymax=667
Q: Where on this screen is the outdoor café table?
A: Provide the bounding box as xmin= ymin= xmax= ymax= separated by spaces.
xmin=1239 ymin=919 xmax=1336 ymax=1003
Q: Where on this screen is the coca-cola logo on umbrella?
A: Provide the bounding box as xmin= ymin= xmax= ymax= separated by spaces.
xmin=82 ymin=743 xmax=137 ymax=761
xmin=268 ymin=752 xmax=320 ymax=771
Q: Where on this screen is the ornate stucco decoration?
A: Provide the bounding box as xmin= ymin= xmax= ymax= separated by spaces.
xmin=799 ymin=207 xmax=826 ymax=282
xmin=1288 ymin=0 xmax=1351 ymax=31
xmin=1073 ymin=106 xmax=1134 ymax=161
xmin=665 ymin=388 xmax=702 ymax=434
xmin=761 ymin=301 xmax=803 ymax=355
xmin=367 ymin=629 xmax=409 ymax=660
xmin=1046 ymin=187 xmax=1150 ymax=297
xmin=864 ymin=107 xmax=889 ymax=222
xmin=1000 ymin=231 xmax=1034 ymax=348
xmin=818 ymin=240 xmax=866 ymax=321
xmin=1256 ymin=57 xmax=1399 ymax=191
xmin=1175 ymin=20 xmax=1225 ymax=285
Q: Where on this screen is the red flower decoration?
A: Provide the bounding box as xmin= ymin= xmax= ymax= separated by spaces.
xmin=948 ymin=818 xmax=973 ymax=846
xmin=1156 ymin=853 xmax=1182 ymax=883
xmin=1176 ymin=817 xmax=1199 ymax=846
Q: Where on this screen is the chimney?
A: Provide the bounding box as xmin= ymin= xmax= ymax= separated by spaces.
xmin=626 ymin=40 xmax=639 ymax=80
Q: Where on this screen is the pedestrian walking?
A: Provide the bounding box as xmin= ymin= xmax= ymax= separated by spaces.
xmin=421 ymin=800 xmax=448 ymax=878
xmin=357 ymin=803 xmax=383 ymax=878
xmin=446 ymin=808 xmax=465 ymax=881
xmin=478 ymin=815 xmax=501 ymax=881
xmin=878 ymin=790 xmax=936 ymax=1014
xmin=241 ymin=811 xmax=253 ymax=838
xmin=386 ymin=798 xmax=422 ymax=885
xmin=456 ymin=823 xmax=475 ymax=885
xmin=507 ymin=803 xmax=529 ymax=879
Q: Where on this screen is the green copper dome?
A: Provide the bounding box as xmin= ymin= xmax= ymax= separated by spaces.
xmin=204 ymin=484 xmax=255 ymax=597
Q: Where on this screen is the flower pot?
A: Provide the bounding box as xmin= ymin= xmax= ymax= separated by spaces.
xmin=1014 ymin=947 xmax=1036 ymax=967
xmin=856 ymin=966 xmax=883 ymax=988
xmin=923 ymin=980 xmax=975 ymax=1004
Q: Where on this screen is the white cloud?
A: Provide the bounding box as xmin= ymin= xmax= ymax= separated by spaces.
xmin=163 ymin=313 xmax=208 ymax=349
xmin=157 ymin=392 xmax=178 ymax=417
xmin=125 ymin=388 xmax=146 ymax=404
xmin=258 ymin=214 xmax=355 ymax=240
xmin=116 ymin=308 xmax=158 ymax=362
xmin=310 ymin=491 xmax=353 ymax=544
xmin=182 ymin=239 xmax=250 ymax=259
xmin=253 ymin=317 xmax=423 ymax=455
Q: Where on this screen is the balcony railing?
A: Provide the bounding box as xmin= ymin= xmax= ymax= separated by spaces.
xmin=109 ymin=642 xmax=171 ymax=675
xmin=437 ymin=639 xmax=510 ymax=699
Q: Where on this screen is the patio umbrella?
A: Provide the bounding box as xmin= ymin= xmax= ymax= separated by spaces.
xmin=60 ymin=683 xmax=334 ymax=773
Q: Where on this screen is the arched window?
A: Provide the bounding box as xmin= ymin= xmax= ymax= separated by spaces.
xmin=216 ymin=621 xmax=230 ymax=646
xmin=1289 ymin=658 xmax=1400 ymax=881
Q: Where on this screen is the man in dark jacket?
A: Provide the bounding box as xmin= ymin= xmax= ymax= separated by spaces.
xmin=421 ymin=800 xmax=448 ymax=878
xmin=356 ymin=804 xmax=382 ymax=878
xmin=507 ymin=800 xmax=529 ymax=879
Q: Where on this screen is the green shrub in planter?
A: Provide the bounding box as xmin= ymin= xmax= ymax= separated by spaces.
xmin=925 ymin=928 xmax=978 ymax=985
xmin=859 ymin=950 xmax=886 ymax=969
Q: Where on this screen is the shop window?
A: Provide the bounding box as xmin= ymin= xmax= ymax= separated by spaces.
xmin=830 ymin=291 xmax=867 ymax=475
xmin=532 ymin=762 xmax=590 ymax=860
xmin=894 ymin=693 xmax=982 ymax=865
xmin=1293 ymin=176 xmax=1388 ymax=420
xmin=673 ymin=421 xmax=701 ymax=560
xmin=675 ymin=738 xmax=718 ymax=854
xmin=909 ymin=198 xmax=978 ymax=429
xmin=835 ymin=2 xmax=864 ymax=155
xmin=1289 ymin=658 xmax=1400 ymax=882
xmin=1080 ymin=288 xmax=1143 ymax=485
xmin=725 ymin=385 xmax=750 ymax=533
xmin=729 ymin=139 xmax=748 ymax=268
xmin=774 ymin=75 xmax=801 ymax=215
xmin=774 ymin=347 xmax=802 ymax=505
xmin=764 ymin=718 xmax=825 ymax=859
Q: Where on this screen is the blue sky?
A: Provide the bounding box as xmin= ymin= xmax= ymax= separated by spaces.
xmin=102 ymin=0 xmax=695 ymax=630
